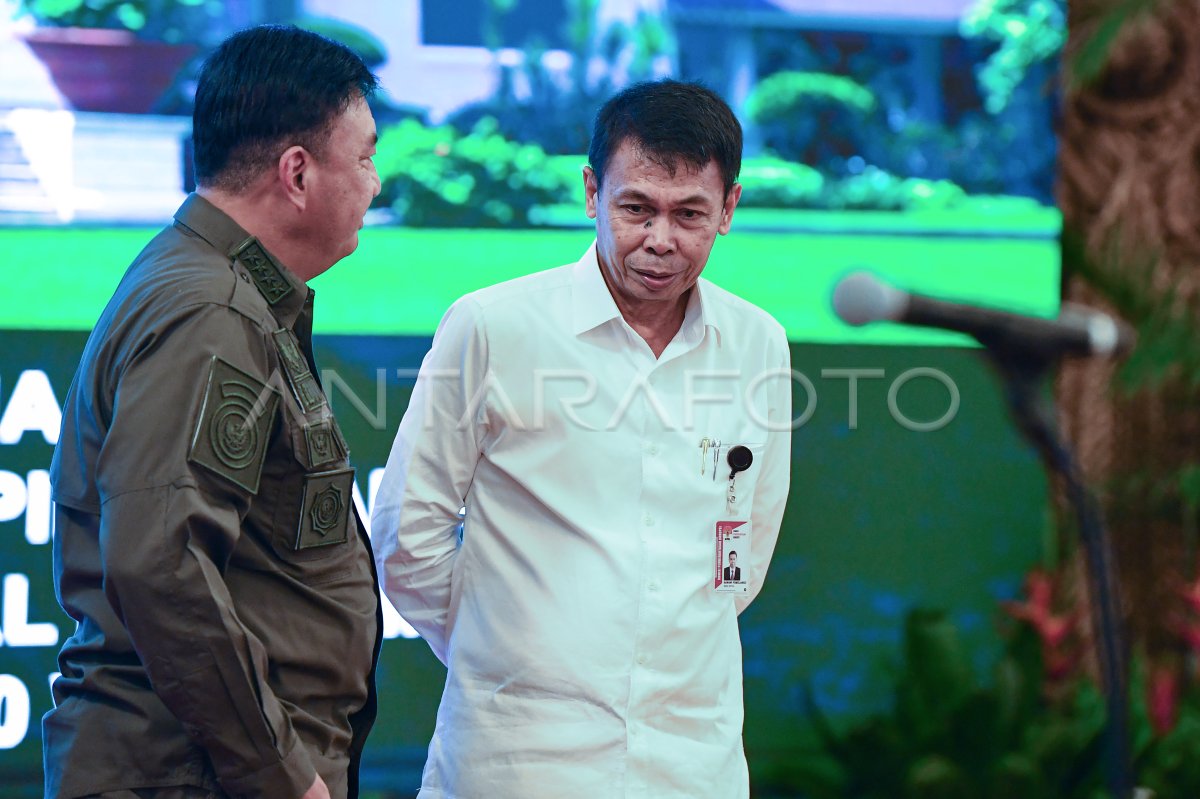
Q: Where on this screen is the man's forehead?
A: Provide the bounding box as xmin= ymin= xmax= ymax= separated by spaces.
xmin=621 ymin=140 xmax=710 ymax=179
xmin=608 ymin=142 xmax=723 ymax=199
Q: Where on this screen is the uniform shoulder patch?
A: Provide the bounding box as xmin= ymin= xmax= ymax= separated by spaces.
xmin=230 ymin=236 xmax=294 ymax=306
xmin=188 ymin=356 xmax=280 ymax=494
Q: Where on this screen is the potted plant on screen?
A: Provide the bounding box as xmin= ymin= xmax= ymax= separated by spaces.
xmin=17 ymin=0 xmax=223 ymax=114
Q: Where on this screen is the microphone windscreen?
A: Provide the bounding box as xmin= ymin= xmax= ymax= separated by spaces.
xmin=832 ymin=271 xmax=906 ymax=326
xmin=1059 ymin=303 xmax=1137 ymax=356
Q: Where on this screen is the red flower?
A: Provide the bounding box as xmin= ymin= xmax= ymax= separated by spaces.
xmin=1148 ymin=663 xmax=1180 ymax=736
xmin=1003 ymin=569 xmax=1083 ymax=691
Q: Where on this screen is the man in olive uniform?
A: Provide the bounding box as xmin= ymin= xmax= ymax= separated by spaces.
xmin=44 ymin=26 xmax=383 ymax=799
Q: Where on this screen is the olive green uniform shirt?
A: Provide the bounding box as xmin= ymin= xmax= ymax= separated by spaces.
xmin=45 ymin=195 xmax=381 ymax=799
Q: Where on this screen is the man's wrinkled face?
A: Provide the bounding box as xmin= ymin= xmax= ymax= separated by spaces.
xmin=585 ymin=139 xmax=740 ymax=319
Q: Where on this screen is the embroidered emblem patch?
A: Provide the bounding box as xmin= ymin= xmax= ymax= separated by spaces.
xmin=271 ymin=328 xmax=327 ymax=414
xmin=304 ymin=419 xmax=346 ymax=469
xmin=230 ymin=236 xmax=293 ymax=305
xmin=188 ymin=357 xmax=279 ymax=494
xmin=295 ymin=468 xmax=355 ymax=550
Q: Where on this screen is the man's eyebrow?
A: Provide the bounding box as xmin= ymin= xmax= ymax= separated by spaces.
xmin=613 ymin=189 xmax=653 ymax=203
xmin=612 ymin=189 xmax=714 ymax=208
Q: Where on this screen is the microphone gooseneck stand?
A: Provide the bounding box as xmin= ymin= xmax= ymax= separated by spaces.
xmin=981 ymin=339 xmax=1133 ymax=799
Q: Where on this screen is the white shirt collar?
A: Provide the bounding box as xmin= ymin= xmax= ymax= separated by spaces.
xmin=570 ymin=241 xmax=724 ymax=349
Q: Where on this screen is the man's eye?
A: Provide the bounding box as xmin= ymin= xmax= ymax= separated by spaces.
xmin=625 ymin=205 xmax=644 ymax=214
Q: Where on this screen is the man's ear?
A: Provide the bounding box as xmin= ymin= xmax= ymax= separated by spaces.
xmin=278 ymin=145 xmax=310 ymax=211
xmin=718 ymin=182 xmax=742 ymax=235
xmin=583 ymin=165 xmax=599 ymax=220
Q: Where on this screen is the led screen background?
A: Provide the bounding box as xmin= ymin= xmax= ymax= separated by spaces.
xmin=0 ymin=0 xmax=1062 ymax=795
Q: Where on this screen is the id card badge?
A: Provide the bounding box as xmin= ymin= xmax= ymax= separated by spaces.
xmin=714 ymin=520 xmax=752 ymax=593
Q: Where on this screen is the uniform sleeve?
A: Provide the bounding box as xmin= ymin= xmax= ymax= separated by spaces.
xmin=95 ymin=303 xmax=316 ymax=799
xmin=737 ymin=330 xmax=792 ymax=615
xmin=371 ymin=298 xmax=488 ymax=665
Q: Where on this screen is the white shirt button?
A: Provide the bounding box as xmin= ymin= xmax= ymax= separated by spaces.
xmin=648 ymin=581 xmax=660 ymax=592
xmin=643 ymin=515 xmax=655 ymax=527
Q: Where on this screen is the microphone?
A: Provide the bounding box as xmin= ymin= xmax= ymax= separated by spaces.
xmin=832 ymin=271 xmax=1134 ymax=359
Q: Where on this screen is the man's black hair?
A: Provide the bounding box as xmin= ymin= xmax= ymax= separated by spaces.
xmin=192 ymin=24 xmax=378 ymax=192
xmin=588 ymin=79 xmax=742 ymax=198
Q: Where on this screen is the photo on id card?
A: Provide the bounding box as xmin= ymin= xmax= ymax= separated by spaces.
xmin=714 ymin=520 xmax=751 ymax=593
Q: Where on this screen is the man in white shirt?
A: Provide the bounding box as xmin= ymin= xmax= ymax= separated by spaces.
xmin=371 ymin=79 xmax=792 ymax=799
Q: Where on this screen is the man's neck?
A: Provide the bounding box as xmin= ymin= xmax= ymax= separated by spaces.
xmin=197 ymin=185 xmax=321 ymax=283
xmin=625 ymin=313 xmax=685 ymax=359
xmin=611 ymin=290 xmax=692 ymax=359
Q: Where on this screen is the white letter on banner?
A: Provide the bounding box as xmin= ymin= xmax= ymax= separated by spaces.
xmin=0 ymin=674 xmax=30 ymax=749
xmin=0 ymin=472 xmax=26 ymax=524
xmin=0 ymin=370 xmax=62 ymax=445
xmin=2 ymin=574 xmax=59 ymax=647
xmin=25 ymin=470 xmax=52 ymax=546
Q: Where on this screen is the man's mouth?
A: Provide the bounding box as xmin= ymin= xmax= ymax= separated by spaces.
xmin=633 ymin=268 xmax=677 ymax=290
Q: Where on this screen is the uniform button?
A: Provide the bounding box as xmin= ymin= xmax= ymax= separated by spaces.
xmin=636 ymin=653 xmax=648 ymax=665
xmin=643 ymin=515 xmax=655 ymax=527
xmin=648 ymin=444 xmax=659 ymax=456
xmin=648 ymin=581 xmax=660 ymax=592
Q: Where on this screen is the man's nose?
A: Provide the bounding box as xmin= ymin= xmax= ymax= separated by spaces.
xmin=642 ymin=216 xmax=674 ymax=254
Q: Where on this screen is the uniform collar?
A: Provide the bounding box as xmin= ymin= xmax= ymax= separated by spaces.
xmin=173 ymin=193 xmax=310 ymax=328
xmin=570 ymin=241 xmax=723 ymax=348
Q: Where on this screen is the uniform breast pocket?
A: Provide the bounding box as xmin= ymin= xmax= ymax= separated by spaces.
xmin=268 ymin=467 xmax=361 ymax=583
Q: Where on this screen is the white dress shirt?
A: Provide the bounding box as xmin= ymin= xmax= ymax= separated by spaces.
xmin=371 ymin=244 xmax=791 ymax=799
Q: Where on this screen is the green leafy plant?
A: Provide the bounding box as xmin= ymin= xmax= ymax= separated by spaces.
xmin=771 ymin=608 xmax=1110 ymax=799
xmin=20 ymin=0 xmax=222 ymax=43
xmin=960 ymin=0 xmax=1067 ymax=113
xmin=824 ymin=167 xmax=967 ymax=212
xmin=735 ymin=157 xmax=825 ymax=209
xmin=738 ymin=161 xmax=967 ymax=212
xmin=745 ymin=70 xmax=877 ymax=170
xmin=374 ymin=116 xmax=577 ymax=228
xmin=373 ymin=115 xmax=985 ymax=227
xmin=762 ymin=582 xmax=1200 ymax=799
xmin=746 ymin=70 xmax=877 ymax=119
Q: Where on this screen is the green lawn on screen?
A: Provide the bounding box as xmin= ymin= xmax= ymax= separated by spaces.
xmin=0 ymin=218 xmax=1059 ymax=345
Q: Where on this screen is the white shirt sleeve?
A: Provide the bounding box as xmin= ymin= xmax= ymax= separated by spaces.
xmin=370 ymin=298 xmax=488 ymax=664
xmin=736 ymin=330 xmax=791 ymax=615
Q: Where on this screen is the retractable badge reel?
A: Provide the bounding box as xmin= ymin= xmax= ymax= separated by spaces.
xmin=726 ymin=445 xmax=753 ymax=514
